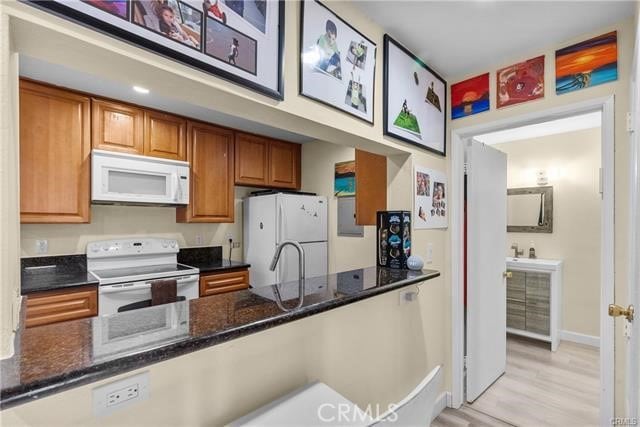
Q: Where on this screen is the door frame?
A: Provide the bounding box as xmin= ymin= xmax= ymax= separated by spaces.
xmin=450 ymin=96 xmax=615 ymax=425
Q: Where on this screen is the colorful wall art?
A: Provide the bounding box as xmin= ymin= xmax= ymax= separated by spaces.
xmin=497 ymin=55 xmax=545 ymax=108
xmin=414 ymin=165 xmax=447 ymax=229
xmin=451 ymin=73 xmax=490 ymax=120
xmin=300 ymin=0 xmax=377 ymax=123
xmin=27 ymin=0 xmax=284 ymax=99
xmin=383 ymin=35 xmax=447 ymax=156
xmin=334 ymin=161 xmax=356 ymax=197
xmin=556 ymin=31 xmax=618 ymax=95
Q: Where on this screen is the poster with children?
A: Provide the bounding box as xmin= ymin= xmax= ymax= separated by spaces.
xmin=300 ymin=0 xmax=377 ymax=123
xmin=414 ymin=165 xmax=447 ymax=229
xmin=28 ymin=0 xmax=284 ymax=99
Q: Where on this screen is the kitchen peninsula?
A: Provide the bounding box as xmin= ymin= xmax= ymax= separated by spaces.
xmin=1 ymin=267 xmax=439 ymax=410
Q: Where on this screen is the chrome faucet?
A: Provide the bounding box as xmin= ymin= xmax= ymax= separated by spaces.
xmin=269 ymin=240 xmax=305 ymax=311
xmin=511 ymin=243 xmax=524 ymax=258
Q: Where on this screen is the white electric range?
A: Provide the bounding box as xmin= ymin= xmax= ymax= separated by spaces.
xmin=87 ymin=238 xmax=199 ymax=316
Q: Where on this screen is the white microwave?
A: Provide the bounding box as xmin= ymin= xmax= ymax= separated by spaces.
xmin=92 ymin=150 xmax=189 ymax=206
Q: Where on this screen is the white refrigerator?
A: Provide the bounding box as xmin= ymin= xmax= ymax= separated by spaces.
xmin=243 ymin=193 xmax=328 ymax=288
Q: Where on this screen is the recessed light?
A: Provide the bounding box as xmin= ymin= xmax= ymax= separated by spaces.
xmin=133 ymin=85 xmax=150 ymax=94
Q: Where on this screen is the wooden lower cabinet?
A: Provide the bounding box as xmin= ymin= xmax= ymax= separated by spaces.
xmin=200 ymin=269 xmax=250 ymax=297
xmin=25 ymin=286 xmax=98 ymax=328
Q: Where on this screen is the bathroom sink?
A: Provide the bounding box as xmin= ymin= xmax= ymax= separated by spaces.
xmin=506 ymin=257 xmax=562 ymax=270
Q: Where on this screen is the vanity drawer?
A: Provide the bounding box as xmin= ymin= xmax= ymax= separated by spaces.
xmin=507 ymin=300 xmax=526 ymax=330
xmin=506 ymin=271 xmax=526 ymax=302
xmin=200 ymin=269 xmax=249 ymax=297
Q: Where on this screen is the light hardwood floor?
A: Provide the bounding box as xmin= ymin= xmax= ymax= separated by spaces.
xmin=433 ymin=335 xmax=599 ymax=427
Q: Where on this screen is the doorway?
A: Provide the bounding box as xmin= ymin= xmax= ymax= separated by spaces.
xmin=449 ymin=97 xmax=615 ymax=425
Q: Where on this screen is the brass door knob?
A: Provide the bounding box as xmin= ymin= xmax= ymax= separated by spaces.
xmin=608 ymin=304 xmax=634 ymax=322
xmin=503 ymin=271 xmax=513 ymax=279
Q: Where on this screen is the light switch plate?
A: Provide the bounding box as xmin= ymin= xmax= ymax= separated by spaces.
xmin=426 ymin=243 xmax=433 ymax=264
xmin=93 ymin=371 xmax=149 ymax=417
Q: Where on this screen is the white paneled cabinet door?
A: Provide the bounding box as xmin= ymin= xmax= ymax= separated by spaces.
xmin=466 ymin=139 xmax=508 ymax=402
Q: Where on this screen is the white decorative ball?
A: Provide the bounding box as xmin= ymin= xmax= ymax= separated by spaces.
xmin=407 ymin=255 xmax=424 ymax=271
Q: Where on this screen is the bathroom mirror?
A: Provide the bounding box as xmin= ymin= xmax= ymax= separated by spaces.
xmin=507 ymin=186 xmax=553 ymax=233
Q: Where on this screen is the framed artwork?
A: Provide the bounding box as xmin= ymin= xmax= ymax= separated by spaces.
xmin=556 ymin=31 xmax=618 ymax=95
xmin=25 ymin=0 xmax=285 ymax=100
xmin=497 ymin=55 xmax=545 ymax=108
xmin=414 ymin=165 xmax=447 ymax=229
xmin=300 ymin=0 xmax=377 ymax=124
xmin=451 ymin=73 xmax=490 ymax=119
xmin=383 ymin=35 xmax=446 ymax=157
xmin=334 ymin=160 xmax=356 ymax=197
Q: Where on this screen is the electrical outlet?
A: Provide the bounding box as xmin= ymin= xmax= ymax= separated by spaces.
xmin=399 ymin=288 xmax=418 ymax=305
xmin=195 ymin=234 xmax=204 ymax=245
xmin=232 ymin=242 xmax=241 ymax=249
xmin=225 ymin=232 xmax=234 ymax=242
xmin=35 ymin=240 xmax=48 ymax=254
xmin=93 ymin=371 xmax=149 ymax=417
xmin=426 ymin=243 xmax=433 ymax=264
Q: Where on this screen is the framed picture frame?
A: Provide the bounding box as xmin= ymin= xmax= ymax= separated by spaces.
xmin=383 ymin=34 xmax=446 ymax=157
xmin=299 ymin=0 xmax=376 ymax=124
xmin=23 ymin=0 xmax=285 ymax=100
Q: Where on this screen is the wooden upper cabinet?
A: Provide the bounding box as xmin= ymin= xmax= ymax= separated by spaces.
xmin=92 ymin=98 xmax=144 ymax=155
xmin=355 ymin=149 xmax=387 ymax=225
xmin=268 ymin=140 xmax=301 ymax=189
xmin=176 ymin=122 xmax=235 ymax=223
xmin=20 ymin=80 xmax=91 ymax=223
xmin=235 ymin=133 xmax=269 ymax=187
xmin=144 ymin=111 xmax=186 ymax=161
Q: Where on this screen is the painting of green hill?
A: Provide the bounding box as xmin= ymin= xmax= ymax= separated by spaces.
xmin=393 ymin=111 xmax=421 ymax=137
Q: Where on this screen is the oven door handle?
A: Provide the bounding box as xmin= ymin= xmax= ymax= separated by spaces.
xmin=99 ymin=275 xmax=197 ymax=294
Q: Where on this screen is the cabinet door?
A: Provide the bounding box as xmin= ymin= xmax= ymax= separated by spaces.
xmin=525 ymin=272 xmax=551 ymax=335
xmin=176 ymin=122 xmax=234 ymax=223
xmin=25 ymin=285 xmax=98 ymax=327
xmin=268 ymin=140 xmax=301 ymax=189
xmin=235 ymin=133 xmax=269 ymax=186
xmin=200 ymin=269 xmax=249 ymax=296
xmin=20 ymin=81 xmax=91 ymax=223
xmin=355 ymin=149 xmax=387 ymax=225
xmin=92 ymin=98 xmax=144 ymax=155
xmin=144 ymin=111 xmax=186 ymax=160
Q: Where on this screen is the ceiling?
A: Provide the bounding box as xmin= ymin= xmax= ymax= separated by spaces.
xmin=354 ymin=1 xmax=635 ymax=79
xmin=19 ymin=56 xmax=313 ymax=144
xmin=474 ymin=111 xmax=601 ymax=145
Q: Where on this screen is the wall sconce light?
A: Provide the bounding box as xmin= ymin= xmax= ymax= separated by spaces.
xmin=536 ymin=170 xmax=548 ymax=186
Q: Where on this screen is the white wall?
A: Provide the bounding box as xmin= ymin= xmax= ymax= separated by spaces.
xmin=496 ymin=127 xmax=601 ymax=337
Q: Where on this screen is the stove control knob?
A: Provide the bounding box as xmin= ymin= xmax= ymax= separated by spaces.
xmin=90 ymin=245 xmax=99 ymax=253
xmin=102 ymin=245 xmax=109 ymax=252
xmin=170 ymin=241 xmax=177 ymax=249
xmin=162 ymin=241 xmax=169 ymax=248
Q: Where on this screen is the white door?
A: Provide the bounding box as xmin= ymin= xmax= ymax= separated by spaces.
xmin=278 ymin=195 xmax=328 ymax=243
xmin=627 ymin=20 xmax=640 ymax=418
xmin=466 ymin=139 xmax=508 ymax=402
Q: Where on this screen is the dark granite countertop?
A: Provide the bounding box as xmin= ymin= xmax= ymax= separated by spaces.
xmin=177 ymin=246 xmax=250 ymax=273
xmin=1 ymin=266 xmax=439 ymax=410
xmin=21 ymin=255 xmax=98 ymax=295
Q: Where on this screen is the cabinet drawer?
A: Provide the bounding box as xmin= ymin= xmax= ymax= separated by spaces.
xmin=507 ymin=300 xmax=526 ymax=330
xmin=26 ymin=286 xmax=98 ymax=327
xmin=506 ymin=271 xmax=526 ymax=302
xmin=526 ymin=309 xmax=550 ymax=335
xmin=200 ymin=270 xmax=249 ymax=297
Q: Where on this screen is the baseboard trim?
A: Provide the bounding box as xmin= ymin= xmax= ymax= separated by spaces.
xmin=560 ymin=330 xmax=600 ymax=348
xmin=431 ymin=391 xmax=451 ymax=422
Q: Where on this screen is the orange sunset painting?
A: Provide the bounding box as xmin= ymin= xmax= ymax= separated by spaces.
xmin=555 ymin=31 xmax=617 ymax=94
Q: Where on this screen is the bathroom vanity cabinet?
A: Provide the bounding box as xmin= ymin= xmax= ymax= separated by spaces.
xmin=506 ymin=257 xmax=563 ymax=351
